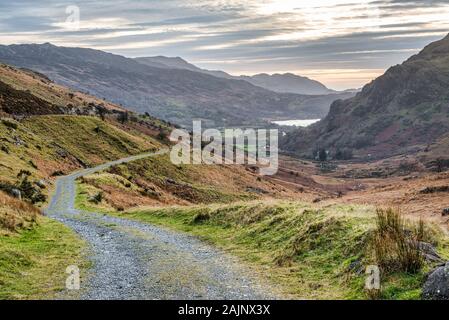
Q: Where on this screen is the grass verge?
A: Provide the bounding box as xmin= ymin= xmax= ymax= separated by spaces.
xmin=76 ymin=191 xmax=449 ymax=300
xmin=0 ymin=216 xmax=86 ymax=299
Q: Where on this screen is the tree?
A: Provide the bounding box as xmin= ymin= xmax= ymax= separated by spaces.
xmin=318 ymin=149 xmax=328 ymax=162
xmin=117 ymin=112 xmax=129 ymax=124
xmin=97 ymin=104 xmax=107 ymax=121
xmin=335 ymin=148 xmax=353 ymax=160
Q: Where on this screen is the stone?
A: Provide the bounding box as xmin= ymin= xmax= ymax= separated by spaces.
xmin=35 ymin=179 xmax=47 ymax=189
xmin=442 ymin=208 xmax=449 ymax=216
xmin=417 ymin=241 xmax=444 ymax=263
xmin=166 ymin=178 xmax=176 ymax=184
xmin=11 ymin=188 xmax=22 ymax=200
xmin=422 ymin=262 xmax=449 ymax=300
xmin=348 ymin=260 xmax=365 ymax=275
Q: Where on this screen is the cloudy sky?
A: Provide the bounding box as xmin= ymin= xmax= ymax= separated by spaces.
xmin=1 ymin=0 xmax=449 ymax=90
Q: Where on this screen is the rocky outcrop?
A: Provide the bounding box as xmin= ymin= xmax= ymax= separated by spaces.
xmin=423 ymin=262 xmax=449 ymax=300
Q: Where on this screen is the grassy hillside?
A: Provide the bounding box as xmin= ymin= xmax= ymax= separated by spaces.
xmin=0 ymin=113 xmax=162 ymax=300
xmin=0 ymin=191 xmax=86 ymax=299
xmin=0 ymin=115 xmax=161 ymax=203
xmin=0 ymin=63 xmax=124 ymax=115
xmin=77 ymin=200 xmax=449 ymax=300
xmin=281 ymin=34 xmax=449 ymax=161
xmin=0 ymin=61 xmax=176 ymax=300
xmin=0 ymin=43 xmax=352 ymax=128
xmin=76 ymin=153 xmax=294 ymax=210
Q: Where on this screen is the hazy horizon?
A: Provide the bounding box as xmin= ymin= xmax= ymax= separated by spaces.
xmin=1 ymin=1 xmax=449 ymax=90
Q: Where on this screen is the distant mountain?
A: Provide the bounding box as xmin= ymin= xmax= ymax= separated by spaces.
xmin=135 ymin=56 xmax=236 ymax=80
xmin=281 ymin=34 xmax=449 ymax=160
xmin=0 ymin=43 xmax=353 ymax=128
xmin=240 ymin=73 xmax=335 ymax=95
xmin=135 ymin=56 xmax=336 ymax=95
xmin=135 ymin=56 xmax=203 ymax=72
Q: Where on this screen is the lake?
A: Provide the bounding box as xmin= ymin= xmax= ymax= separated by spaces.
xmin=272 ymin=119 xmax=321 ymax=127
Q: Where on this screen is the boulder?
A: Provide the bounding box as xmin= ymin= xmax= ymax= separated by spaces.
xmin=165 ymin=178 xmax=177 ymax=185
xmin=442 ymin=208 xmax=449 ymax=216
xmin=417 ymin=241 xmax=444 ymax=263
xmin=347 ymin=260 xmax=365 ymax=275
xmin=35 ymin=179 xmax=47 ymax=189
xmin=11 ymin=188 xmax=22 ymax=200
xmin=422 ymin=262 xmax=449 ymax=300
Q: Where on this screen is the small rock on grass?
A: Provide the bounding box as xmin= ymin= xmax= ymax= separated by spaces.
xmin=442 ymin=208 xmax=449 ymax=216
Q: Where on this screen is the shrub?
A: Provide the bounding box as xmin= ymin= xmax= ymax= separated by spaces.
xmin=191 ymin=211 xmax=211 ymax=224
xmin=16 ymin=176 xmax=47 ymax=204
xmin=435 ymin=158 xmax=449 ymax=172
xmin=1 ymin=118 xmax=19 ymax=130
xmin=315 ymin=148 xmax=328 ymax=162
xmin=372 ymin=208 xmax=425 ymax=274
xmin=335 ymin=148 xmax=353 ymax=160
xmin=89 ymin=192 xmax=103 ymax=204
xmin=0 ymin=191 xmax=40 ymax=232
xmin=51 ymin=170 xmax=65 ymax=177
xmin=157 ymin=130 xmax=169 ymax=142
xmin=117 ymin=112 xmax=129 ymax=124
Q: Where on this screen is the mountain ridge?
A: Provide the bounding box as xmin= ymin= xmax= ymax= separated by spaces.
xmin=0 ymin=43 xmax=354 ymax=128
xmin=135 ymin=56 xmax=337 ymax=95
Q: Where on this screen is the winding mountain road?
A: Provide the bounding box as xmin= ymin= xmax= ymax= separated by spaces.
xmin=45 ymin=149 xmax=278 ymax=300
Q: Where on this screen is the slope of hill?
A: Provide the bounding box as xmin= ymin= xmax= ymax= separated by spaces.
xmin=76 ymin=153 xmax=295 ymax=211
xmin=0 ymin=43 xmax=352 ymax=127
xmin=135 ymin=56 xmax=337 ymax=95
xmin=0 ymin=59 xmax=301 ymax=298
xmin=0 ymin=63 xmax=167 ymax=200
xmin=135 ymin=56 xmax=205 ymax=73
xmin=0 ymin=63 xmax=124 ymax=116
xmin=281 ymin=34 xmax=449 ymax=160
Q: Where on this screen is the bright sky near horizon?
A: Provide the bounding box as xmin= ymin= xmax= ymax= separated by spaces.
xmin=1 ymin=0 xmax=449 ymax=90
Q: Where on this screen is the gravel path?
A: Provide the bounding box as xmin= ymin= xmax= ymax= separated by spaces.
xmin=45 ymin=149 xmax=279 ymax=300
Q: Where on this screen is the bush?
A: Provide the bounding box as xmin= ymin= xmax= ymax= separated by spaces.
xmin=51 ymin=170 xmax=65 ymax=177
xmin=1 ymin=118 xmax=19 ymax=130
xmin=435 ymin=158 xmax=449 ymax=172
xmin=1 ymin=176 xmax=47 ymax=204
xmin=157 ymin=130 xmax=169 ymax=142
xmin=0 ymin=191 xmax=40 ymax=232
xmin=191 ymin=210 xmax=211 ymax=224
xmin=89 ymin=192 xmax=103 ymax=204
xmin=372 ymin=208 xmax=425 ymax=274
xmin=335 ymin=148 xmax=353 ymax=160
xmin=16 ymin=176 xmax=47 ymax=204
xmin=117 ymin=112 xmax=129 ymax=124
xmin=315 ymin=149 xmax=328 ymax=162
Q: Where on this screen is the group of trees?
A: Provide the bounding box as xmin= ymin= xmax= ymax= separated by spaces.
xmin=315 ymin=148 xmax=353 ymax=162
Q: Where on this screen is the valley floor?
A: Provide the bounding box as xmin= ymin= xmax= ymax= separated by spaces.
xmin=271 ymin=155 xmax=449 ymax=228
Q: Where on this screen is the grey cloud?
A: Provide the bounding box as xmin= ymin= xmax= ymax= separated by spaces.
xmin=0 ymin=0 xmax=448 ymax=89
